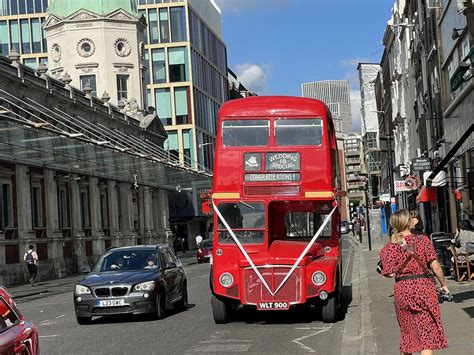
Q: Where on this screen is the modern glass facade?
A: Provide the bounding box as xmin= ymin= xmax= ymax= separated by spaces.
xmin=0 ymin=0 xmax=48 ymax=68
xmin=1 ymin=0 xmax=227 ymax=171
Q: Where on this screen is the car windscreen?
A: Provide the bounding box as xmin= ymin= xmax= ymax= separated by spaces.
xmin=275 ymin=118 xmax=322 ymax=146
xmin=222 ymin=120 xmax=270 ymax=147
xmin=217 ymin=201 xmax=265 ymax=244
xmin=94 ymin=250 xmax=159 ymax=272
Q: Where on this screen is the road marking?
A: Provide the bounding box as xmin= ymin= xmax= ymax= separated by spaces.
xmin=39 ymin=320 xmax=57 ymax=326
xmin=40 ymin=319 xmax=50 ymax=323
xmin=292 ymin=325 xmax=333 ymax=353
xmin=55 ymin=314 xmax=65 ymax=319
xmin=187 ymin=339 xmax=252 ymax=353
xmin=343 ymin=249 xmax=353 ymax=282
xmin=39 ymin=335 xmax=59 ymax=338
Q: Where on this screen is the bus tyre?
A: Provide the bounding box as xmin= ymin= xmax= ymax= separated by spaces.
xmin=322 ymin=294 xmax=340 ymax=323
xmin=211 ymin=294 xmax=230 ymax=324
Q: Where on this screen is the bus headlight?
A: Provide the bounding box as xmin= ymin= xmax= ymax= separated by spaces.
xmin=219 ymin=273 xmax=234 ymax=288
xmin=311 ymin=271 xmax=326 ymax=286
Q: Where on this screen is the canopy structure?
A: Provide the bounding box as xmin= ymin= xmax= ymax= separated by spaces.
xmin=0 ymin=89 xmax=211 ymax=191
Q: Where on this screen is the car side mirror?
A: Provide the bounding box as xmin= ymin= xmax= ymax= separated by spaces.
xmin=81 ymin=266 xmax=91 ymax=274
xmin=165 ymin=261 xmax=176 ymax=269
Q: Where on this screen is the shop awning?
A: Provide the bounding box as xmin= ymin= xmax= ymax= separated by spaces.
xmin=416 ymin=186 xmax=437 ymax=203
xmin=426 ymin=123 xmax=473 ymax=187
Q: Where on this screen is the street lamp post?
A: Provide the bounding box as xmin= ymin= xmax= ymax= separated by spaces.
xmin=198 ymin=142 xmax=213 ymax=168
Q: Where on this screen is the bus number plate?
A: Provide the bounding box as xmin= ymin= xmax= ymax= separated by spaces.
xmin=257 ymin=301 xmax=289 ymax=310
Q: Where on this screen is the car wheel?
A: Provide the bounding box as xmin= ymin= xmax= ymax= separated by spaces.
xmin=176 ymin=282 xmax=188 ymax=311
xmin=322 ymin=285 xmax=341 ymax=323
xmin=76 ymin=316 xmax=92 ymax=325
xmin=155 ymin=292 xmax=166 ymax=320
xmin=211 ymin=294 xmax=230 ymax=324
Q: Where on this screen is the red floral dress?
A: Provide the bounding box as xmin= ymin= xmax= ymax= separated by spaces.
xmin=379 ymin=234 xmax=448 ymax=353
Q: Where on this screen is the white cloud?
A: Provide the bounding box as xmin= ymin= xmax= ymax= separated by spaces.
xmin=350 ymin=90 xmax=362 ymax=132
xmin=215 ymin=0 xmax=292 ymax=13
xmin=340 ymin=57 xmax=369 ymax=69
xmin=235 ymin=63 xmax=272 ymax=94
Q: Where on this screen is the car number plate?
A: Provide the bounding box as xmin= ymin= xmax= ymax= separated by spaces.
xmin=97 ymin=299 xmax=125 ymax=307
xmin=256 ymin=301 xmax=289 ymax=310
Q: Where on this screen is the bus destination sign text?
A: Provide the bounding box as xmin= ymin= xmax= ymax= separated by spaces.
xmin=265 ymin=152 xmax=300 ymax=171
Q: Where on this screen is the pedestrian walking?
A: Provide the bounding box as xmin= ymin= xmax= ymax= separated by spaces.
xmin=24 ymin=245 xmax=38 ymax=286
xmin=195 ymin=234 xmax=203 ymax=248
xmin=379 ymin=209 xmax=448 ymax=354
xmin=409 ymin=209 xmax=424 ymax=235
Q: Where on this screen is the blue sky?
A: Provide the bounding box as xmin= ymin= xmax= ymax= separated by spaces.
xmin=214 ymin=0 xmax=395 ymax=129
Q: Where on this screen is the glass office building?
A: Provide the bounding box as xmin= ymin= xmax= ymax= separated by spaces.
xmin=0 ymin=0 xmax=228 ymax=170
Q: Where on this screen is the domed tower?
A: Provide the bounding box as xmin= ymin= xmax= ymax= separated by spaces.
xmin=44 ymin=0 xmax=147 ymax=108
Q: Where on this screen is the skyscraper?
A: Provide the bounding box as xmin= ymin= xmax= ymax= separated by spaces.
xmin=0 ymin=0 xmax=228 ymax=171
xmin=301 ymin=80 xmax=352 ymax=135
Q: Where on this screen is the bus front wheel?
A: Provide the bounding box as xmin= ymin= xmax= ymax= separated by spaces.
xmin=322 ymin=290 xmax=341 ymax=323
xmin=211 ymin=294 xmax=230 ymax=324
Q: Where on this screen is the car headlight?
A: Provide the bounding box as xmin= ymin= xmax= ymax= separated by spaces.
xmin=134 ymin=281 xmax=155 ymax=291
xmin=219 ymin=273 xmax=234 ymax=288
xmin=311 ymin=271 xmax=326 ymax=286
xmin=75 ymin=285 xmax=91 ymax=295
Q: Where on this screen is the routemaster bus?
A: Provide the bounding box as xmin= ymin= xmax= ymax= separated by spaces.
xmin=210 ymin=96 xmax=342 ymax=324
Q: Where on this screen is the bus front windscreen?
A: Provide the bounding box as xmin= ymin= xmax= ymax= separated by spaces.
xmin=275 ymin=118 xmax=322 ymax=146
xmin=217 ymin=202 xmax=265 ymax=244
xmin=222 ymin=120 xmax=270 ymax=147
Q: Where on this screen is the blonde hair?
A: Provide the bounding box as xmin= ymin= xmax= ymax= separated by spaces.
xmin=390 ymin=210 xmax=411 ymax=245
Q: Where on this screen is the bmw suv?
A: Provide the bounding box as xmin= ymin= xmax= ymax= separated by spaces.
xmin=73 ymin=245 xmax=188 ymax=324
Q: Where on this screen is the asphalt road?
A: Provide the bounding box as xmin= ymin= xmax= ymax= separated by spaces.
xmin=19 ymin=237 xmax=357 ymax=354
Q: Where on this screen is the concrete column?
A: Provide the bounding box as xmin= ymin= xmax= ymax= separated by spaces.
xmin=70 ymin=178 xmax=85 ymax=268
xmin=107 ymin=181 xmax=120 ymax=246
xmin=89 ymin=177 xmax=103 ymax=256
xmin=138 ymin=187 xmax=145 ymax=239
xmin=142 ymin=187 xmax=154 ymax=243
xmin=118 ymin=182 xmax=133 ymax=246
xmin=15 ymin=164 xmax=33 ymax=238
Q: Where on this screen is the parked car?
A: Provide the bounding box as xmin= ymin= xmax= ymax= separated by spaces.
xmin=196 ymin=239 xmax=213 ymax=263
xmin=73 ymin=244 xmax=188 ymax=324
xmin=341 ymin=220 xmax=351 ymax=234
xmin=0 ymin=286 xmax=39 ymax=354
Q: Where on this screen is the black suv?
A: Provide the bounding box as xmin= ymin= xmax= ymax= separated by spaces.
xmin=73 ymin=244 xmax=187 ymax=324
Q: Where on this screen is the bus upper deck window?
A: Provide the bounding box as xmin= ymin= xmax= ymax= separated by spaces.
xmin=275 ymin=118 xmax=322 ymax=146
xmin=222 ymin=120 xmax=270 ymax=147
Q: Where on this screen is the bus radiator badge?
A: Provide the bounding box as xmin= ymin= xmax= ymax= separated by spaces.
xmin=216 ymin=249 xmax=223 ymax=256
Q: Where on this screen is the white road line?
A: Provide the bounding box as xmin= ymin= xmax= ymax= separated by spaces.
xmin=39 ymin=335 xmax=59 ymax=338
xmin=343 ymin=249 xmax=353 ymax=282
xmin=39 ymin=319 xmax=50 ymax=324
xmin=292 ymin=325 xmax=333 ymax=353
xmin=55 ymin=314 xmax=65 ymax=319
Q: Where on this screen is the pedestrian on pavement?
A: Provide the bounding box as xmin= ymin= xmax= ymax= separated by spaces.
xmin=379 ymin=209 xmax=448 ymax=355
xmin=454 ymin=220 xmax=474 ymax=261
xmin=409 ymin=209 xmax=424 ymax=235
xmin=24 ymin=245 xmax=38 ymax=286
xmin=195 ymin=234 xmax=203 ymax=248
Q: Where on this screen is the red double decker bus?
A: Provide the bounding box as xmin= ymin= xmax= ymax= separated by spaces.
xmin=210 ymin=96 xmax=342 ymax=323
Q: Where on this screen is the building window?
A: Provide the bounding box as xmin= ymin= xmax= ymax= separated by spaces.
xmin=20 ymin=19 xmax=30 ymax=54
xmin=165 ymin=131 xmax=179 ymax=161
xmin=99 ymin=190 xmax=108 ymax=229
xmin=9 ymin=20 xmax=19 ymax=51
xmin=58 ymin=186 xmax=69 ymax=229
xmin=80 ymin=190 xmax=90 ymax=228
xmin=80 ymin=75 xmax=97 ymax=96
xmin=0 ymin=21 xmax=8 ymax=54
xmin=0 ymin=183 xmax=13 ymax=228
xmin=170 ymin=7 xmax=187 ymax=42
xmin=23 ymin=58 xmax=36 ymax=69
xmin=151 ymin=48 xmax=166 ymax=83
xmin=183 ymin=129 xmax=194 ymax=165
xmin=116 ymin=74 xmax=129 ymax=101
xmin=174 ymin=86 xmax=189 ymax=124
xmin=144 ymin=50 xmax=150 ymax=85
xmin=168 ymin=46 xmax=187 ymax=82
xmin=31 ymin=18 xmax=41 ymax=53
xmin=31 ymin=185 xmax=42 ymax=228
xmin=155 ymin=88 xmax=172 ymax=126
xmin=159 ymin=8 xmax=170 ymax=43
xmin=148 ymin=9 xmax=159 ymax=44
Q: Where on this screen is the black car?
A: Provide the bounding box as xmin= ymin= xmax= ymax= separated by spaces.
xmin=73 ymin=245 xmax=187 ymax=324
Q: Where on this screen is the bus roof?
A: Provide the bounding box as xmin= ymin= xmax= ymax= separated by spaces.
xmin=219 ymin=96 xmax=329 ymax=118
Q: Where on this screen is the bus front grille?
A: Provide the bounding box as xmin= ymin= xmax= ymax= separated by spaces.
xmin=244 ymin=266 xmax=301 ymax=305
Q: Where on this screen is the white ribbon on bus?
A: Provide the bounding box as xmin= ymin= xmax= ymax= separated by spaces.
xmin=212 ymin=201 xmax=337 ymax=296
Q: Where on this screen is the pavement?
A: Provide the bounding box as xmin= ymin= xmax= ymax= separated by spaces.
xmin=342 ymin=232 xmax=474 ymax=354
xmin=8 ymin=251 xmax=198 ymax=304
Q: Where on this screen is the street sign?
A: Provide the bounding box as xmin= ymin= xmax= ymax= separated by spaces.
xmin=412 ymin=157 xmax=431 ymax=171
xmin=394 ymin=180 xmax=410 ymax=192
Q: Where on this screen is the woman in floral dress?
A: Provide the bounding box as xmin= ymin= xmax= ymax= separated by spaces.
xmin=379 ymin=210 xmax=448 ymax=355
